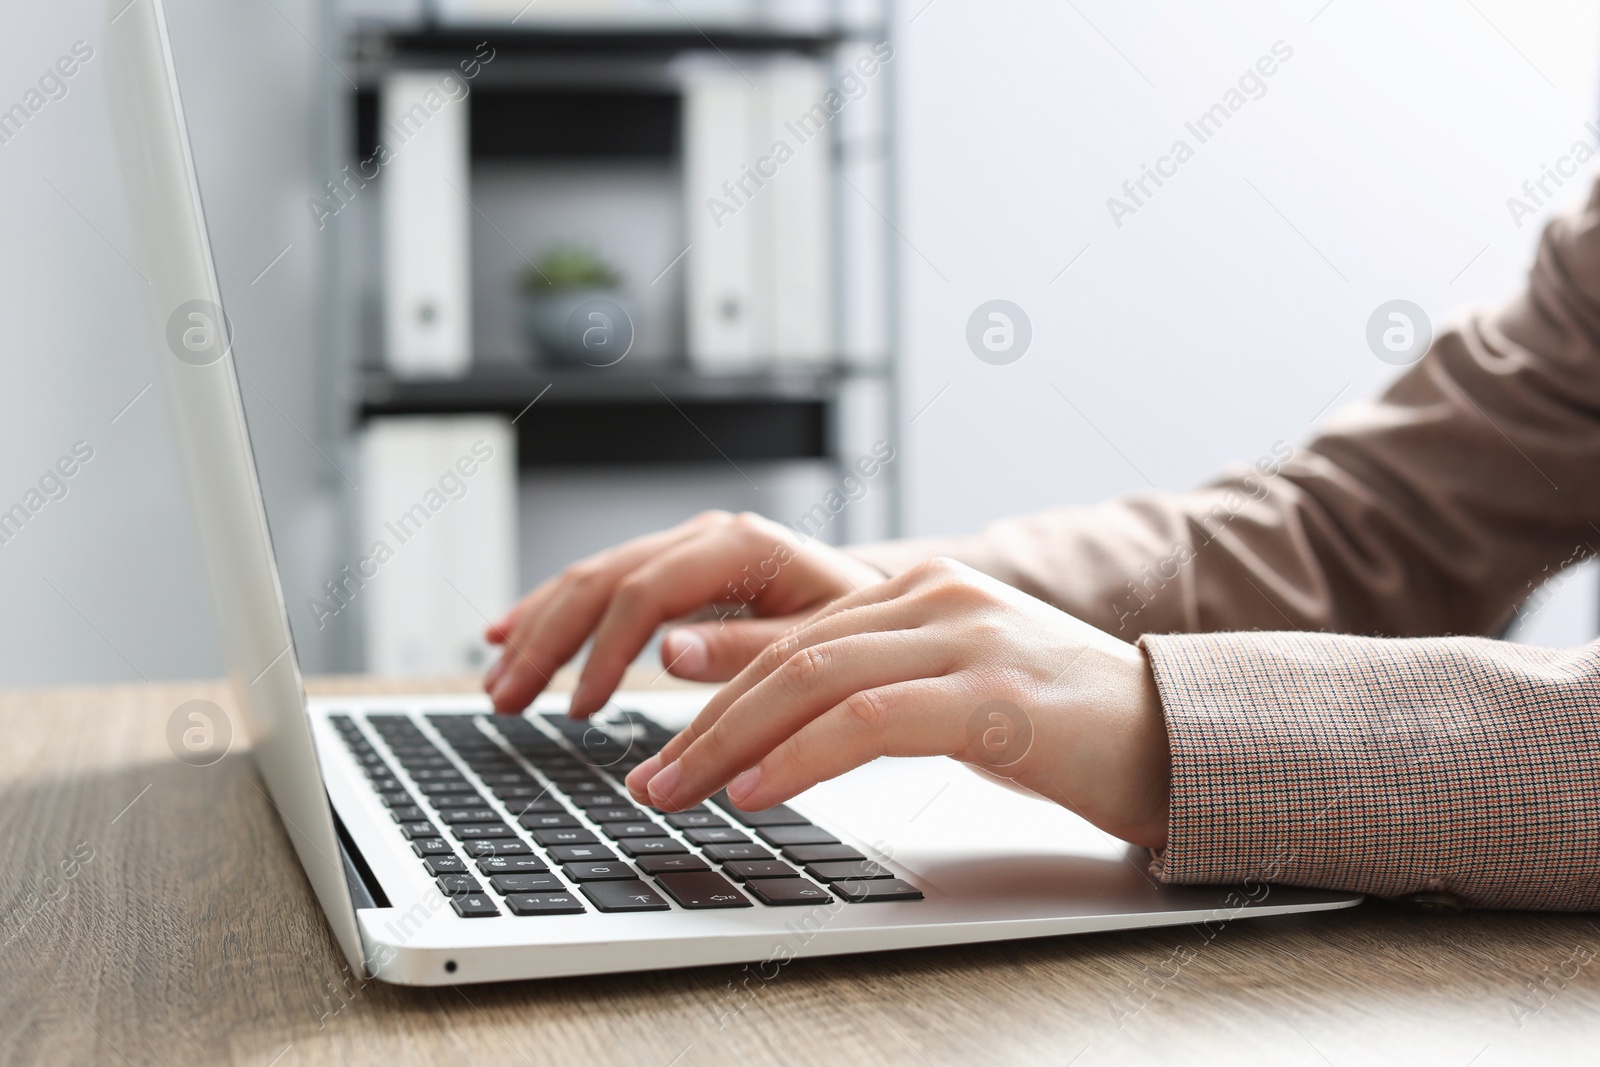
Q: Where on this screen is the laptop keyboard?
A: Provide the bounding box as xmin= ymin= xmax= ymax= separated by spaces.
xmin=327 ymin=710 xmax=923 ymax=917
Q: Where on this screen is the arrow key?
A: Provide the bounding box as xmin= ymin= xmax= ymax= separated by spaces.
xmin=581 ymin=879 xmax=671 ymax=913
xmin=654 ymin=871 xmax=753 ymax=910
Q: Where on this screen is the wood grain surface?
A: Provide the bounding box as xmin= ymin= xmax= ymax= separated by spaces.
xmin=2 ymin=670 xmax=1597 ymax=1066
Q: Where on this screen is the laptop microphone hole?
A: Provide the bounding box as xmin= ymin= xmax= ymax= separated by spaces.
xmin=444 ymin=960 xmax=458 ymax=974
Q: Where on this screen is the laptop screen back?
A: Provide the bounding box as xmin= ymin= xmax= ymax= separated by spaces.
xmin=103 ymin=0 xmax=365 ymax=971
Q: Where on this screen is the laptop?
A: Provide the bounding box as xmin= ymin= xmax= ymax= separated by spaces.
xmin=103 ymin=0 xmax=1361 ymax=985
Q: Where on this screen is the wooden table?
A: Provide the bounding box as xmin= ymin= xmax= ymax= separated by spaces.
xmin=3 ymin=672 xmax=1597 ymax=1066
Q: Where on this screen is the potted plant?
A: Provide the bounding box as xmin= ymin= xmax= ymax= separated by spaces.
xmin=517 ymin=246 xmax=634 ymax=368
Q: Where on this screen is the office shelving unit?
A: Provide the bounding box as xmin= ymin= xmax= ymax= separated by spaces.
xmin=322 ymin=0 xmax=897 ymax=671
xmin=331 ymin=0 xmax=897 ymax=486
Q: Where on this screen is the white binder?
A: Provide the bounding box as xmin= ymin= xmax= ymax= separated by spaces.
xmin=360 ymin=416 xmax=516 ymax=675
xmin=681 ymin=55 xmax=834 ymax=372
xmin=381 ymin=70 xmax=472 ymax=378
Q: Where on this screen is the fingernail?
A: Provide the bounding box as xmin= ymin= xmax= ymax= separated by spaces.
xmin=626 ymin=753 xmax=662 ymax=799
xmin=726 ymin=765 xmax=762 ymax=807
xmin=646 ymin=759 xmax=682 ymax=808
xmin=662 ymin=628 xmax=707 ymax=675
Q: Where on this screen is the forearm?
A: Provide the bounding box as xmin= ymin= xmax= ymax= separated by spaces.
xmin=855 ymin=177 xmax=1600 ymax=641
xmin=1143 ymin=631 xmax=1600 ymax=910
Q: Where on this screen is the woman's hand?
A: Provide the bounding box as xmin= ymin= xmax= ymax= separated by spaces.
xmin=624 ymin=558 xmax=1172 ymax=848
xmin=483 ymin=511 xmax=887 ymax=717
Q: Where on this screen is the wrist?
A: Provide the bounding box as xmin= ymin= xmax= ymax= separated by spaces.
xmin=1120 ymin=645 xmax=1171 ymax=847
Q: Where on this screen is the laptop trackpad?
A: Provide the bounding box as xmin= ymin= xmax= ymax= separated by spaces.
xmin=797 ymin=756 xmax=1165 ymax=910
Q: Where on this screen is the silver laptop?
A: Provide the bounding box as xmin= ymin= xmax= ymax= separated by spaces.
xmin=104 ymin=0 xmax=1360 ymax=985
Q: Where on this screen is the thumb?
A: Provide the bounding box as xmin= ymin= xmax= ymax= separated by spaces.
xmin=661 ymin=616 xmax=801 ymax=681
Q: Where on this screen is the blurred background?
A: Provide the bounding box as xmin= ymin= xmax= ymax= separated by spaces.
xmin=1 ymin=0 xmax=1596 ymax=688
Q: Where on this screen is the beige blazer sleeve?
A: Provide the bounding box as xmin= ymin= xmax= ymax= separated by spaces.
xmin=853 ymin=175 xmax=1600 ymax=637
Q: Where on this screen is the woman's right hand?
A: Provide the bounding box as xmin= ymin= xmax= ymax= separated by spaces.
xmin=482 ymin=511 xmax=887 ymax=718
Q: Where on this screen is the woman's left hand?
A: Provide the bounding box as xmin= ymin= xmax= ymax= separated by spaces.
xmin=624 ymin=557 xmax=1172 ymax=847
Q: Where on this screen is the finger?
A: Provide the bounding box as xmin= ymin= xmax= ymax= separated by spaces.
xmin=569 ymin=523 xmax=808 ymax=715
xmin=708 ymin=572 xmax=949 ymax=726
xmin=660 ymin=616 xmax=801 ymax=681
xmin=643 ymin=632 xmax=944 ymax=810
xmin=724 ymin=679 xmax=967 ymax=810
xmin=625 ymin=598 xmax=931 ymax=803
xmin=626 ymin=597 xmax=902 ymax=795
xmin=484 ymin=523 xmax=696 ymax=646
xmin=485 ymin=524 xmax=721 ymax=711
xmin=487 ymin=563 xmax=650 ymax=713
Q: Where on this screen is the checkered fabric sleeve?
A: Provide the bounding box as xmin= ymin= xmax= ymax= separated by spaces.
xmin=1140 ymin=630 xmax=1600 ymax=910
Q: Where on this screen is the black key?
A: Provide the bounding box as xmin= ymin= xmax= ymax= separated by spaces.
xmin=715 ymin=800 xmax=810 ymax=828
xmin=494 ymin=786 xmax=560 ymax=805
xmin=757 ymin=825 xmax=839 ymax=848
xmin=654 ymin=871 xmax=752 ymax=910
xmin=436 ymin=874 xmax=484 ymax=895
xmin=422 ymin=855 xmax=467 ymax=875
xmin=388 ymin=805 xmax=428 ymax=823
xmin=477 ymin=772 xmax=536 ymax=786
xmin=588 ymin=806 xmax=644 ymax=823
xmin=832 ymin=878 xmax=923 ymax=902
xmin=540 ymin=765 xmax=596 ymax=781
xmin=806 ymin=860 xmax=894 ymax=882
xmin=450 ymin=893 xmax=501 ymax=917
xmin=665 ymin=812 xmax=728 ymax=830
xmin=724 ymin=860 xmax=801 ymax=881
xmin=602 ymin=823 xmax=666 ymax=840
xmin=439 ymin=808 xmax=503 ymax=824
xmin=476 ymin=855 xmax=549 ymax=875
xmin=412 ymin=838 xmax=454 ymax=857
xmin=618 ymin=838 xmax=688 ymax=857
xmin=400 ymin=821 xmax=439 ymax=840
xmin=561 ymin=779 xmax=612 ymax=794
xmin=684 ymin=827 xmax=750 ymax=846
xmin=452 ymin=823 xmax=517 ymax=841
xmin=781 ymin=844 xmax=866 ymax=864
xmin=461 ymin=840 xmax=534 ymax=858
xmin=488 ymin=873 xmax=565 ymax=894
xmin=369 ymin=777 xmax=403 ymax=794
xmin=424 ymin=792 xmax=488 ymax=810
xmin=745 ymin=878 xmax=834 ymax=906
xmin=378 ymin=791 xmax=415 ymax=807
xmin=409 ymin=768 xmax=464 ymax=781
xmin=636 ymin=854 xmax=711 ymax=875
xmin=563 ymin=861 xmax=636 ymax=882
xmin=581 ymin=880 xmax=670 ymax=913
xmin=517 ymin=812 xmax=580 ymax=830
xmin=397 ymin=756 xmax=453 ymax=770
xmin=463 ymin=756 xmax=519 ymax=769
xmin=502 ymin=798 xmax=566 ymax=818
xmin=703 ymin=843 xmax=774 ymax=863
xmin=531 ymin=827 xmax=597 ymax=847
xmin=418 ymin=780 xmax=478 ymax=795
xmin=506 ymin=893 xmax=585 ymax=916
xmin=569 ymin=793 xmax=628 ymax=809
xmin=548 ymin=844 xmax=616 ymax=863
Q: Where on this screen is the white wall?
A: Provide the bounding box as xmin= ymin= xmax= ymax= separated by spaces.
xmin=0 ymin=0 xmax=331 ymax=687
xmin=891 ymin=0 xmax=1600 ymax=645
